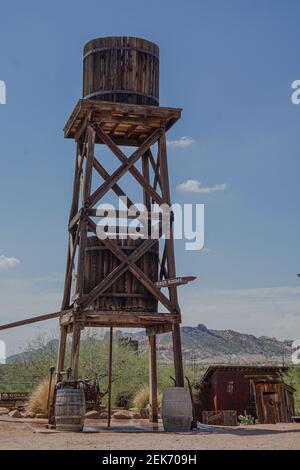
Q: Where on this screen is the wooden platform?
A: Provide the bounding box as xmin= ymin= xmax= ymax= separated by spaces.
xmin=60 ymin=309 xmax=177 ymax=330
xmin=64 ymin=99 xmax=182 ymax=146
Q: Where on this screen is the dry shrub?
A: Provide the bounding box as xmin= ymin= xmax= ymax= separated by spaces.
xmin=133 ymin=385 xmax=161 ymax=411
xmin=25 ymin=378 xmax=54 ymax=415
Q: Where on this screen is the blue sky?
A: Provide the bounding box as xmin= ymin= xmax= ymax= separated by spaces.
xmin=1 ymin=0 xmax=300 ymax=352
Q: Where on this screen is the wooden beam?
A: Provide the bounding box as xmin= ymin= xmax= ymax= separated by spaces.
xmin=75 ymin=217 xmax=87 ymax=301
xmin=148 ymin=335 xmax=158 ymax=423
xmin=61 ymin=225 xmax=80 ymax=310
xmin=93 ymin=156 xmax=135 ymax=210
xmin=56 ymin=325 xmax=68 ymax=376
xmin=146 ymin=324 xmax=173 ymax=335
xmin=87 ymin=208 xmax=161 ymax=221
xmin=148 ymin=149 xmax=162 ymax=192
xmin=159 ymin=242 xmax=168 ymax=281
xmin=88 ymin=220 xmax=175 ymax=313
xmin=80 ymin=231 xmax=160 ymax=309
xmin=74 ymin=111 xmax=92 ymax=142
xmin=69 ymin=141 xmax=86 ymax=223
xmin=87 ymin=127 xmax=162 ymax=208
xmin=0 ymin=310 xmax=70 ymax=331
xmin=159 ymin=131 xmax=180 ymax=313
xmin=59 ymin=311 xmax=178 ymax=327
xmin=61 ymin=141 xmax=85 ymax=310
xmin=172 ymin=323 xmax=184 ymax=387
xmin=68 ymin=209 xmax=82 ymax=231
xmin=107 ymin=327 xmax=113 ymax=429
xmin=94 ymin=123 xmax=163 ymax=205
xmin=83 ymin=125 xmax=95 ymax=203
xmin=64 ymin=100 xmax=182 ymax=141
xmin=159 ymin=130 xmax=184 ymax=387
xmin=75 ymin=125 xmax=95 ymax=302
xmin=71 ymin=322 xmax=81 ymax=380
xmin=142 ymin=151 xmax=151 ymax=211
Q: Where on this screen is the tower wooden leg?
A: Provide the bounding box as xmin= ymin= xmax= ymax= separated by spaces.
xmin=71 ymin=322 xmax=81 ymax=379
xmin=56 ymin=325 xmax=68 ymax=380
xmin=149 ymin=335 xmax=158 ymax=423
xmin=172 ymin=323 xmax=184 ymax=387
xmin=107 ymin=327 xmax=113 ymax=429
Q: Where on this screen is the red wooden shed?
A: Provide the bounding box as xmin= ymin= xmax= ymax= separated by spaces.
xmin=194 ymin=365 xmax=295 ymax=424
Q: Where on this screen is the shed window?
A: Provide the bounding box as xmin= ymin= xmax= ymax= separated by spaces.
xmin=226 ymin=381 xmax=234 ymax=394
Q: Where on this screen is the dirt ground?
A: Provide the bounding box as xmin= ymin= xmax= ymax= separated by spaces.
xmin=0 ymin=417 xmax=300 ymax=450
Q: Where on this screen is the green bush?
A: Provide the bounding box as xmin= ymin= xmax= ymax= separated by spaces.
xmin=1 ymin=331 xmax=204 ymax=406
xmin=282 ymin=365 xmax=300 ymax=413
xmin=238 ymin=413 xmax=256 ymax=425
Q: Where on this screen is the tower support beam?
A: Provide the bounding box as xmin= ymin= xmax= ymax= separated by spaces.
xmin=148 ymin=334 xmax=158 ymax=423
xmin=60 ymin=100 xmax=185 ymax=417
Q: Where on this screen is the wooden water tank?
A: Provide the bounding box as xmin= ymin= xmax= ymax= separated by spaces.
xmin=55 ymin=386 xmax=86 ymax=432
xmin=83 ymin=36 xmax=159 ymax=106
xmin=162 ymin=387 xmax=193 ymax=432
xmin=84 ymin=236 xmax=158 ymax=312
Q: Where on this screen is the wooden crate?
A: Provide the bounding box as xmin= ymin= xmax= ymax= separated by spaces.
xmin=201 ymin=410 xmax=238 ymax=426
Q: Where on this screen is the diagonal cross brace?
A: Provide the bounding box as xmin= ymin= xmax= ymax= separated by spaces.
xmin=87 ymin=127 xmax=162 ymax=208
xmin=93 ymin=123 xmax=163 ymax=206
xmin=80 ymin=234 xmax=159 ymax=309
xmin=93 ymin=156 xmax=136 ymax=210
xmin=81 ymin=218 xmax=176 ymax=314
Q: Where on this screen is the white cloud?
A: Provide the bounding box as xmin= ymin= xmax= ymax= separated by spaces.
xmin=0 ymin=255 xmax=20 ymax=270
xmin=167 ymin=136 xmax=194 ymax=147
xmin=177 ymin=179 xmax=227 ymax=193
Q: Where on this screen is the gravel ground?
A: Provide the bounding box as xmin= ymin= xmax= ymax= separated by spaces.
xmin=0 ymin=418 xmax=300 ymax=450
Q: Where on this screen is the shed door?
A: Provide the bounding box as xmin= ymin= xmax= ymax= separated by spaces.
xmin=262 ymin=392 xmax=280 ymax=424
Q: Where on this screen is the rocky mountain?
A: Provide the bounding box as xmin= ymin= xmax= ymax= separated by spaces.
xmin=125 ymin=324 xmax=292 ymax=365
xmin=5 ymin=325 xmax=292 ymax=366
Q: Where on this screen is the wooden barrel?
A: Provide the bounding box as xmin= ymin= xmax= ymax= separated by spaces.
xmin=84 ymin=236 xmax=158 ymax=312
xmin=55 ymin=387 xmax=86 ymax=432
xmin=162 ymin=387 xmax=193 ymax=432
xmin=83 ymin=36 xmax=159 ymax=106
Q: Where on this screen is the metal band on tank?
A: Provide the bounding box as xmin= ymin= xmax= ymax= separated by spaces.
xmin=83 ymin=46 xmax=159 ymax=60
xmin=83 ymin=90 xmax=159 ymax=104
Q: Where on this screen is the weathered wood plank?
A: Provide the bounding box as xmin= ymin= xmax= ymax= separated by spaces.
xmin=92 ymin=156 xmax=136 ymax=210
xmin=94 ymin=123 xmax=163 ymax=205
xmin=88 ymin=127 xmax=162 ymax=208
xmin=0 ymin=310 xmax=71 ymax=331
xmin=56 ymin=325 xmax=68 ymax=375
xmin=75 ymin=125 xmax=95 ymax=302
xmin=64 ymin=99 xmax=182 ymax=143
xmin=159 ymin=130 xmax=184 ymax=386
xmin=71 ymin=322 xmax=82 ymax=380
xmin=107 ymin=327 xmax=113 ymax=428
xmin=86 ymin=219 xmax=175 ymax=313
xmin=149 ymin=335 xmax=158 ymax=423
xmin=81 ymin=229 xmax=160 ymax=309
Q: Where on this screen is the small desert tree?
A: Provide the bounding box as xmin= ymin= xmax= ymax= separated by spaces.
xmin=283 ymin=365 xmax=300 ymax=413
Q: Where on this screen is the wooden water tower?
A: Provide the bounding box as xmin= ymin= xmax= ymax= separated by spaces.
xmin=57 ymin=36 xmax=186 ymax=421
